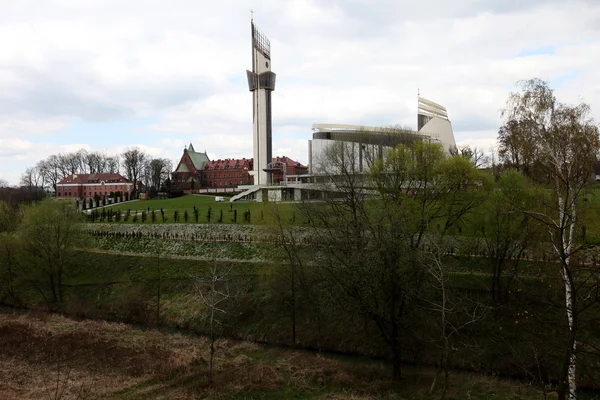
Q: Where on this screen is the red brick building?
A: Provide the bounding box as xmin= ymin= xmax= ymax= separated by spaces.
xmin=172 ymin=143 xmax=308 ymax=190
xmin=203 ymin=158 xmax=253 ymax=188
xmin=202 ymin=156 xmax=308 ymax=188
xmin=56 ymin=173 xmax=133 ymax=199
xmin=172 ymin=143 xmax=210 ymax=191
xmin=269 ymin=156 xmax=308 ymax=183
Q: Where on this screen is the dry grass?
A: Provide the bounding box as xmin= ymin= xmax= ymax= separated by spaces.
xmin=0 ymin=311 xmax=551 ymax=399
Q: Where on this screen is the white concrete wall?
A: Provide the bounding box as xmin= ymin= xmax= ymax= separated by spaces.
xmin=418 ymin=117 xmax=457 ymax=154
xmin=252 ymin=46 xmax=272 ymax=186
xmin=310 ymin=139 xmax=386 ymax=176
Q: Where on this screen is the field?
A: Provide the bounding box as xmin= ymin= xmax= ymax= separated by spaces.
xmin=101 ymin=195 xmax=301 ymax=225
xmin=0 ymin=311 xmax=554 ymax=400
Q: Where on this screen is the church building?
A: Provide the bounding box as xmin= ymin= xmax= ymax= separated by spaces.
xmin=172 ymin=143 xmax=210 ymax=191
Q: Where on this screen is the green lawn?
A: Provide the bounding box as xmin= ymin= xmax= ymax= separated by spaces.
xmin=100 ymin=194 xmax=301 ymax=225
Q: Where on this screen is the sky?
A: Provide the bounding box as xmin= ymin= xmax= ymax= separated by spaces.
xmin=1 ymin=0 xmax=599 ymax=186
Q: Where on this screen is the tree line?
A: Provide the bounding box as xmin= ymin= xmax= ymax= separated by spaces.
xmin=19 ymin=147 xmax=173 ymax=198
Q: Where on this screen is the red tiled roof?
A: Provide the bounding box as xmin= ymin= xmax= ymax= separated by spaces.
xmin=204 ymin=158 xmax=252 ymax=171
xmin=272 ymin=156 xmax=307 ymax=169
xmin=57 ymin=173 xmax=131 ymax=185
xmin=202 ymin=156 xmax=306 ymax=171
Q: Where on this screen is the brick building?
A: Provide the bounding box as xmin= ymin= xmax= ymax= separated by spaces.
xmin=56 ymin=173 xmax=133 ymax=199
xmin=269 ymin=156 xmax=308 ymax=183
xmin=172 ymin=143 xmax=308 ymax=190
xmin=172 ymin=143 xmax=210 ymax=191
xmin=203 ymin=158 xmax=253 ymax=188
xmin=202 ymin=156 xmax=307 ymax=188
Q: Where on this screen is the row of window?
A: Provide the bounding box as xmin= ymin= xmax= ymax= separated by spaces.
xmin=81 ymin=184 xmax=126 ymax=190
xmin=206 ymin=181 xmax=246 ymax=188
xmin=205 ymin=172 xmax=247 ymax=179
xmin=57 ymin=191 xmax=114 ymax=197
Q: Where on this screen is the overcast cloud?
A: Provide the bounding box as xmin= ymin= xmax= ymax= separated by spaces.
xmin=0 ymin=0 xmax=598 ymax=185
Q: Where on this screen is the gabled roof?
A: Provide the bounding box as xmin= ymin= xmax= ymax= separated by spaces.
xmin=182 ymin=143 xmax=209 ymax=170
xmin=57 ymin=173 xmax=131 ymax=185
xmin=272 ymin=156 xmax=307 ymax=169
xmin=188 ymin=151 xmax=209 ymax=170
xmin=176 ymin=163 xmax=190 ymax=173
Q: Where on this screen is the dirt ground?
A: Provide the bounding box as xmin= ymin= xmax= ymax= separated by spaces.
xmin=0 ymin=311 xmax=548 ymax=400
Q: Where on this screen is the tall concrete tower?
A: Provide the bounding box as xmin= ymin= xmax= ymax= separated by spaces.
xmin=246 ymin=20 xmax=276 ymax=185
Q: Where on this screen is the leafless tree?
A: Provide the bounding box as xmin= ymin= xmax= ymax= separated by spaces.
xmin=450 ymin=144 xmax=487 ymax=168
xmin=39 ymin=356 xmax=90 ymax=400
xmin=422 ymin=247 xmax=489 ymax=399
xmin=106 ymin=155 xmax=120 ymax=174
xmin=20 ymin=166 xmax=44 ymax=192
xmin=121 ymin=147 xmax=148 ymax=196
xmin=37 ymin=156 xmax=63 ymax=191
xmin=149 ymin=158 xmax=173 ymax=191
xmin=267 ymin=205 xmax=313 ymax=346
xmin=194 ymin=262 xmax=241 ymax=385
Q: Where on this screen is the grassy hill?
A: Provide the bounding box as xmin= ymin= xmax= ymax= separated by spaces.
xmin=101 ymin=194 xmax=300 ymax=225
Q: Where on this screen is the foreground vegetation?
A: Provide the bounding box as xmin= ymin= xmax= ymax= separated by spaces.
xmin=0 ymin=311 xmax=561 ymax=400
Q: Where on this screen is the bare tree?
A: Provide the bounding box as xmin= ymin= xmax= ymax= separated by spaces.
xmin=147 ymin=243 xmax=165 ymax=326
xmin=194 ymin=262 xmax=240 ymax=386
xmin=141 ymin=158 xmax=153 ymax=194
xmin=450 ymin=144 xmax=486 ymax=168
xmin=106 ymin=155 xmax=120 ymax=174
xmin=0 ymin=179 xmax=8 ymax=188
xmin=37 ymin=156 xmax=63 ymax=191
xmin=121 ymin=147 xmax=148 ymax=196
xmin=149 ymin=158 xmax=173 ymax=192
xmin=58 ymin=153 xmax=79 ymax=176
xmin=20 ymin=166 xmax=43 ymax=192
xmin=267 ymin=205 xmax=313 ymax=346
xmin=422 ymin=247 xmax=489 ymax=399
xmin=39 ymin=356 xmax=90 ymax=400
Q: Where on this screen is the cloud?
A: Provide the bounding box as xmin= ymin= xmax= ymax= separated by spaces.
xmin=1 ymin=0 xmax=599 ymax=185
